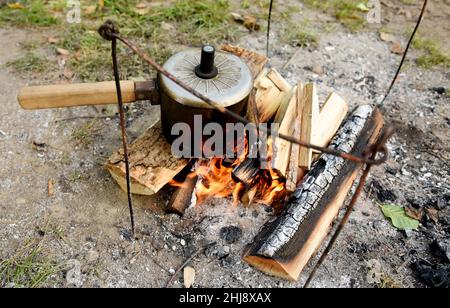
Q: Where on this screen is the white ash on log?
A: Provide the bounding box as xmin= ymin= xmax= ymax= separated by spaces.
xmin=244 ymin=105 xmax=384 ymax=281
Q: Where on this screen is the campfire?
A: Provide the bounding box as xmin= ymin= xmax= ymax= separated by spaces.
xmin=105 ymin=46 xmax=385 ymax=281
xmin=18 ymin=44 xmax=384 ymax=282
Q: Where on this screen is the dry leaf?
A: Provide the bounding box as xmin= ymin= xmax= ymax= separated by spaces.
xmin=98 ymin=0 xmax=105 ymax=9
xmin=56 ymin=48 xmax=71 ymax=56
xmin=84 ymin=5 xmax=96 ymax=15
xmin=47 ymin=37 xmax=59 ymax=44
xmin=63 ymin=68 xmax=74 ymax=79
xmin=244 ymin=15 xmax=260 ymax=31
xmin=183 ymin=266 xmax=196 ymax=288
xmin=405 ymin=207 xmax=424 ymax=221
xmin=231 ymin=12 xmax=244 ymax=22
xmin=390 ymin=42 xmax=405 ymax=55
xmin=48 ymin=179 xmax=54 ymax=197
xmin=379 ymin=32 xmax=396 ymax=43
xmin=134 ymin=2 xmax=149 ymax=15
xmin=426 ymin=208 xmax=439 ymax=224
xmin=7 ymin=2 xmax=24 ymax=9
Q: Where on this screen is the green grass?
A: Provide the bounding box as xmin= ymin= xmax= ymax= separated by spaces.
xmin=71 ymin=120 xmax=100 ymax=146
xmin=0 ymin=0 xmax=239 ymax=81
xmin=282 ymin=20 xmax=318 ymax=48
xmin=304 ymin=0 xmax=369 ymax=32
xmin=412 ymin=35 xmax=449 ymax=69
xmin=0 ymin=0 xmax=59 ymax=27
xmin=6 ymin=52 xmax=52 ymax=74
xmin=0 ymin=238 xmax=65 ymax=288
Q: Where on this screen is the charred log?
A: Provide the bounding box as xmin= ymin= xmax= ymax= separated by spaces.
xmin=244 ymin=105 xmax=385 ymax=281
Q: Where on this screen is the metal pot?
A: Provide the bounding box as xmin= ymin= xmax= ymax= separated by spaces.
xmin=157 ymin=45 xmax=253 ymax=142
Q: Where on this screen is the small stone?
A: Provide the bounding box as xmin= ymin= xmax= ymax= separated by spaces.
xmin=312 ymin=65 xmax=324 ymax=75
xmin=429 ymin=87 xmax=447 ymax=96
xmin=86 ymin=250 xmax=99 ymax=263
xmin=66 ymin=259 xmax=83 ymax=288
xmin=56 ymin=48 xmax=70 ymax=56
xmin=390 ymin=42 xmax=405 ymax=55
xmin=169 ymin=268 xmax=176 ymax=275
xmin=180 ymin=239 xmax=186 ymax=246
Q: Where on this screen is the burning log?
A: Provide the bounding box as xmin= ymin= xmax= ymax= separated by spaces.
xmin=106 ymin=121 xmax=189 ymax=195
xmin=244 ymin=106 xmax=384 ymax=281
xmin=232 ymin=158 xmax=260 ymax=186
xmin=167 ymin=174 xmax=198 ymax=216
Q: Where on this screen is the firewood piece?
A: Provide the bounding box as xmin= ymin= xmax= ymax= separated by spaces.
xmin=249 ymin=69 xmax=292 ymax=123
xmin=167 ymin=175 xmax=198 ymax=216
xmin=285 ymin=84 xmax=305 ymax=192
xmin=271 ymin=85 xmax=300 ymax=177
xmin=232 ymin=158 xmax=260 ymax=186
xmin=106 ymin=121 xmax=189 ymax=195
xmin=244 ymin=106 xmax=385 ymax=281
xmin=298 ymin=83 xmax=320 ymax=170
xmin=316 ymin=92 xmax=349 ymax=149
xmin=220 ymin=44 xmax=268 ymax=79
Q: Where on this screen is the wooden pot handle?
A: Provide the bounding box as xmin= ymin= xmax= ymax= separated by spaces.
xmin=18 ymin=81 xmax=137 ymax=110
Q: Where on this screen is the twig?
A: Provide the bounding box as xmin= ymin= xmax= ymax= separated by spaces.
xmin=54 ymin=115 xmax=117 ymax=123
xmin=282 ymin=48 xmax=302 ymax=70
xmin=165 ymin=242 xmax=216 ymax=287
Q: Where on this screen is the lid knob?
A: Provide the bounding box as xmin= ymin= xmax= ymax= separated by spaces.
xmin=195 ymin=45 xmax=219 ymax=79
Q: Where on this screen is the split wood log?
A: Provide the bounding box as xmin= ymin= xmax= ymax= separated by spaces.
xmin=271 ymin=84 xmax=300 ymax=178
xmin=167 ymin=175 xmax=198 ymax=216
xmin=285 ymin=84 xmax=305 ymax=192
xmin=106 ymin=121 xmax=189 ymax=195
xmin=247 ymin=69 xmax=292 ymax=123
xmin=316 ymin=92 xmax=349 ymax=149
xmin=244 ymin=105 xmax=384 ymax=281
xmin=220 ymin=44 xmax=268 ymax=79
xmin=298 ymin=83 xmax=320 ymax=170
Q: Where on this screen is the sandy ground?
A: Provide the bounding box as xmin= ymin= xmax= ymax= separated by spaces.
xmin=0 ymin=1 xmax=449 ymax=288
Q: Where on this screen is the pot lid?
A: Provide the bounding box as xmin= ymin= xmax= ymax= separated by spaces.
xmin=159 ymin=46 xmax=253 ymax=109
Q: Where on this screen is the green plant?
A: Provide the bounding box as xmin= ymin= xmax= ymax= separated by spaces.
xmin=0 ymin=239 xmax=65 ymax=288
xmin=0 ymin=0 xmax=59 ymax=26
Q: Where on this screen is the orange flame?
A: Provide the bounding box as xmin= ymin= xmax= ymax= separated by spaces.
xmin=181 ymin=136 xmax=289 ymax=207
